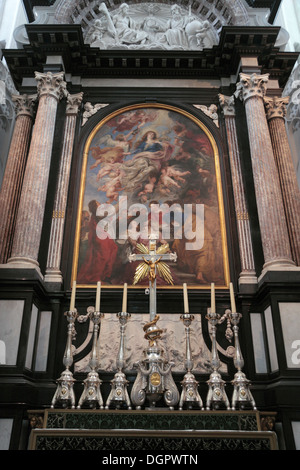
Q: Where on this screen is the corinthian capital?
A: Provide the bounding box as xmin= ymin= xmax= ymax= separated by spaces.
xmin=35 ymin=71 xmax=67 ymax=101
xmin=66 ymin=92 xmax=84 ymax=115
xmin=264 ymin=96 xmax=289 ymax=120
xmin=12 ymin=94 xmax=37 ymax=117
xmin=218 ymin=94 xmax=235 ymax=117
xmin=235 ymin=73 xmax=269 ymax=102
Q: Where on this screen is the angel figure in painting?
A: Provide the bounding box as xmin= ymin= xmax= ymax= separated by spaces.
xmin=90 ymin=128 xmax=138 ymax=169
xmin=97 ymin=173 xmax=123 ymax=203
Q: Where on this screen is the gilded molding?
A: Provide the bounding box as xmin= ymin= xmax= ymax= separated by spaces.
xmin=264 ymin=96 xmax=289 ymax=120
xmin=52 ymin=210 xmax=65 ymax=219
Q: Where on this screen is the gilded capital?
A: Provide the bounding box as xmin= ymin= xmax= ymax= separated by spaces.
xmin=66 ymin=92 xmax=84 ymax=115
xmin=235 ymin=73 xmax=269 ymax=102
xmin=35 ymin=71 xmax=67 ymax=101
xmin=218 ymin=94 xmax=235 ymax=117
xmin=12 ymin=94 xmax=37 ymax=117
xmin=264 ymin=96 xmax=289 ymax=120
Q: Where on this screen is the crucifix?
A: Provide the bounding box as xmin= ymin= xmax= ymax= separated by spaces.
xmin=129 ymin=235 xmax=177 ymax=322
xmin=129 ymin=235 xmax=180 ymax=409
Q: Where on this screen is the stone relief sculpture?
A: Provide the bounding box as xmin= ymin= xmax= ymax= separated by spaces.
xmin=82 ymin=102 xmax=109 ymax=126
xmin=193 ymin=104 xmax=219 ymax=127
xmin=85 ymin=3 xmax=218 ymax=51
xmin=73 ymin=313 xmax=228 ymax=375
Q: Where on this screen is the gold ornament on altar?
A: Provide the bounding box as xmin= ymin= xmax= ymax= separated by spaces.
xmin=132 ymin=242 xmax=174 ymax=286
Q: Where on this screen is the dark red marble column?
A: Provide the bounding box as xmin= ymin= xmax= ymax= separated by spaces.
xmin=45 ymin=92 xmax=83 ymax=284
xmin=219 ymin=93 xmax=257 ymax=286
xmin=236 ymin=73 xmax=295 ymax=272
xmin=0 ymin=94 xmax=36 ymax=263
xmin=7 ymin=72 xmax=67 ymax=273
xmin=264 ymin=96 xmax=300 ymax=265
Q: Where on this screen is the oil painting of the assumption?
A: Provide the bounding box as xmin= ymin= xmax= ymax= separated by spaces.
xmin=73 ymin=105 xmax=229 ymax=288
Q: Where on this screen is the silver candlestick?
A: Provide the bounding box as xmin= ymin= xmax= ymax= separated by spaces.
xmin=205 ymin=309 xmax=230 ymax=410
xmin=179 ymin=313 xmax=203 ymax=410
xmin=228 ymin=310 xmax=257 ymax=410
xmin=77 ymin=307 xmax=104 ymax=409
xmin=105 ymin=311 xmax=132 ymax=409
xmin=51 ymin=309 xmax=78 ymax=409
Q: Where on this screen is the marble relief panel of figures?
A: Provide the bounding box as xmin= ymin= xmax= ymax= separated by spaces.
xmin=72 ymin=104 xmax=230 ymax=288
xmin=84 ymin=3 xmax=218 ymax=51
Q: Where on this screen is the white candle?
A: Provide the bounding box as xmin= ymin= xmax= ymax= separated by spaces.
xmin=96 ymin=281 xmax=101 ymax=311
xmin=70 ymin=280 xmax=76 ymax=311
xmin=122 ymin=283 xmax=127 ymax=312
xmin=230 ymin=282 xmax=236 ymax=313
xmin=183 ymin=283 xmax=189 ymax=313
xmin=211 ymin=283 xmax=215 ymax=313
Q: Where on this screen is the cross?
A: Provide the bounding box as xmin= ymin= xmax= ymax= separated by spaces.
xmin=129 ymin=235 xmax=177 ymax=321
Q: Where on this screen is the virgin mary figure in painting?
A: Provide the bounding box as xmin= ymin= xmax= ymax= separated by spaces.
xmin=120 ymin=130 xmax=173 ymax=192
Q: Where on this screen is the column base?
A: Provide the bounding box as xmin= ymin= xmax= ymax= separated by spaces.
xmin=259 ymin=258 xmax=299 ymax=282
xmin=44 ymin=269 xmax=63 ymax=284
xmin=238 ymin=271 xmax=258 ymax=293
xmin=4 ymin=257 xmax=43 ymax=278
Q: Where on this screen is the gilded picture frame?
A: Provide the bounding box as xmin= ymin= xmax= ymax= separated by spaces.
xmin=71 ymin=104 xmax=230 ymax=289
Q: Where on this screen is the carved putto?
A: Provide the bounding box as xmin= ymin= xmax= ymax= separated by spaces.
xmin=85 ymin=3 xmax=218 ymax=51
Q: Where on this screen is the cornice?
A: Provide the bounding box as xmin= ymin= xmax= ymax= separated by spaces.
xmin=3 ymin=24 xmax=298 ymax=91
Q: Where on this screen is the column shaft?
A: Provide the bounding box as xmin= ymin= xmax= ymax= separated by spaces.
xmin=265 ymin=97 xmax=300 ymax=265
xmin=0 ymin=95 xmax=36 ymax=263
xmin=8 ymin=72 xmax=66 ymax=270
xmin=219 ymin=94 xmax=257 ymax=285
xmin=236 ymin=73 xmax=294 ymax=270
xmin=45 ymin=93 xmax=83 ymax=283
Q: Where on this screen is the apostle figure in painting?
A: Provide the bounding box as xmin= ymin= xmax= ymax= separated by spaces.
xmin=77 ymin=200 xmax=118 ymax=284
xmin=172 ymin=203 xmax=224 ymax=284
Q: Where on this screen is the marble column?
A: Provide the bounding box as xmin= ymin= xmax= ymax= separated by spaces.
xmin=7 ymin=71 xmax=67 ymax=273
xmin=264 ymin=96 xmax=300 ymax=265
xmin=235 ymin=73 xmax=295 ymax=272
xmin=219 ymin=94 xmax=257 ymax=286
xmin=44 ymin=92 xmax=83 ymax=284
xmin=0 ymin=94 xmax=36 ymax=264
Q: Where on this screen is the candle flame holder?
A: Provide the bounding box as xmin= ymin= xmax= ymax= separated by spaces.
xmin=51 ymin=309 xmax=78 ymax=409
xmin=205 ymin=309 xmax=230 ymax=410
xmin=179 ymin=313 xmax=204 ymax=410
xmin=77 ymin=307 xmax=104 ymax=409
xmin=228 ymin=310 xmax=257 ymax=410
xmin=105 ymin=311 xmax=132 ymax=409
